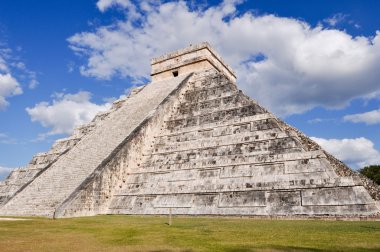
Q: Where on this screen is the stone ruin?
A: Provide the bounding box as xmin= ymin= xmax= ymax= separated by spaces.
xmin=0 ymin=43 xmax=379 ymax=218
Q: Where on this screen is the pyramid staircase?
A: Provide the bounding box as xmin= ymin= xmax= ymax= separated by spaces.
xmin=0 ymin=74 xmax=191 ymax=217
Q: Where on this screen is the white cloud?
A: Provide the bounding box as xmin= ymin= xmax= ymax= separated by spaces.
xmin=311 ymin=137 xmax=380 ymax=168
xmin=26 ymin=91 xmax=111 ymax=136
xmin=323 ymin=13 xmax=348 ymax=27
xmin=0 ymin=56 xmax=8 ymax=72
xmin=0 ymin=73 xmax=23 ymax=109
xmin=307 ymin=118 xmax=337 ymax=124
xmin=12 ymin=62 xmax=26 ymax=70
xmin=0 ymin=43 xmax=38 ymax=106
xmin=25 ymin=70 xmax=38 ymax=89
xmin=97 ymin=0 xmax=134 ymax=12
xmin=68 ymin=1 xmax=380 ymax=116
xmin=0 ymin=166 xmax=14 ymax=181
xmin=343 ymin=109 xmax=380 ymax=125
xmin=28 ymin=79 xmax=38 ymax=89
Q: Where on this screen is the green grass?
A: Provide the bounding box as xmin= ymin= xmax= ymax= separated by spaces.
xmin=0 ymin=215 xmax=379 ymax=251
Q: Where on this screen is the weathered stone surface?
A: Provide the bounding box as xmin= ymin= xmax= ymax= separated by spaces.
xmin=0 ymin=43 xmax=379 ymax=218
xmin=0 ymin=73 xmax=191 ymax=217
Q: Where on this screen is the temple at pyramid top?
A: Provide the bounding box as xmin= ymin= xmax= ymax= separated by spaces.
xmin=0 ymin=42 xmax=379 ymax=219
xmin=151 ymin=42 xmax=236 ymax=82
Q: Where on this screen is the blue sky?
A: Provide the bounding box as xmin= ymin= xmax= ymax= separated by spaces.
xmin=0 ymin=0 xmax=380 ymax=179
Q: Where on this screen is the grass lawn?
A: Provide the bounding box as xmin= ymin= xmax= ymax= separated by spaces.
xmin=0 ymin=215 xmax=379 ymax=252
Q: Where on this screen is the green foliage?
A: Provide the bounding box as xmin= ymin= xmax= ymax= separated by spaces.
xmin=0 ymin=215 xmax=380 ymax=251
xmin=359 ymin=165 xmax=380 ymax=185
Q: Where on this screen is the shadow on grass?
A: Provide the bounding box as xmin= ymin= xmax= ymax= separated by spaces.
xmin=359 ymin=225 xmax=380 ymax=231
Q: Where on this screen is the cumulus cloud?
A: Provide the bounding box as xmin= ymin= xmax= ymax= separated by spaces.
xmin=343 ymin=108 xmax=380 ymax=125
xmin=0 ymin=166 xmax=13 ymax=181
xmin=0 ymin=43 xmax=38 ymax=108
xmin=311 ymin=137 xmax=380 ymax=169
xmin=68 ymin=0 xmax=380 ymax=116
xmin=0 ymin=73 xmax=23 ymax=109
xmin=26 ymin=91 xmax=111 ymax=136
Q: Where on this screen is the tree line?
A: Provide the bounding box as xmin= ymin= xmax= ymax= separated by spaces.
xmin=359 ymin=165 xmax=380 ymax=185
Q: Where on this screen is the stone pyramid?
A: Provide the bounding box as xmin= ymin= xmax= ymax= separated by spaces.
xmin=0 ymin=43 xmax=379 ymax=218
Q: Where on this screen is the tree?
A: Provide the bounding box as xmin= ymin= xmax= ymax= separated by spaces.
xmin=359 ymin=165 xmax=380 ymax=185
